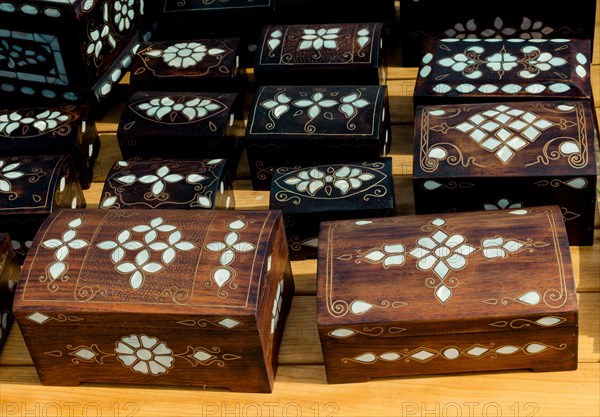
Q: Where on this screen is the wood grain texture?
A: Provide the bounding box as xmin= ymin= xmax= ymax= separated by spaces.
xmin=1 ymin=0 xmax=598 ymax=412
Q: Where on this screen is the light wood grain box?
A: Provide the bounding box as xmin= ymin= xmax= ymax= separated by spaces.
xmin=413 ymin=39 xmax=592 ymax=108
xmin=317 ymin=206 xmax=577 ymax=384
xmin=13 ymin=209 xmax=294 ymax=393
xmin=413 ymin=100 xmax=598 ymax=246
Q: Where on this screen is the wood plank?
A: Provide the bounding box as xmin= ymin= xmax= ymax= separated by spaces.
xmin=2 ymin=293 xmax=598 ymax=367
xmin=0 ymin=364 xmax=598 ymax=417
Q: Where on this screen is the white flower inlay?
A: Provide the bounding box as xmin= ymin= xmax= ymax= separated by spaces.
xmin=293 ymin=92 xmax=338 ymax=120
xmin=85 ymin=4 xmax=117 ymax=64
xmin=359 ymin=244 xmax=406 ymax=268
xmin=481 ymin=237 xmax=526 ymax=260
xmin=41 ymin=218 xmax=89 ymax=286
xmin=483 ymin=198 xmax=523 ymax=211
xmin=486 ymin=50 xmax=518 ymax=75
xmin=144 ymin=42 xmax=225 ymax=69
xmin=97 ymin=218 xmax=195 ymax=290
xmin=113 ymin=0 xmax=135 ymax=32
xmin=0 ymin=160 xmax=25 ymax=193
xmin=339 ymin=92 xmax=370 ymax=118
xmin=137 ymin=97 xmax=221 ymax=122
xmin=445 ymin=17 xmax=554 ymax=40
xmin=260 ymin=93 xmax=292 ymax=119
xmin=0 ymin=112 xmax=34 ymax=135
xmin=115 ymin=334 xmax=174 ymax=375
xmin=299 ymin=28 xmax=340 ymax=50
xmin=283 ymin=166 xmax=375 ymax=196
xmin=137 ymin=165 xmax=185 ymax=197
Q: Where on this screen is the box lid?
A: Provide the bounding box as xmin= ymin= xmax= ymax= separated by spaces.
xmin=247 ymin=85 xmax=387 ymax=142
xmin=317 ymin=206 xmax=577 ymax=336
xmin=256 ymin=23 xmax=383 ymax=69
xmin=162 ymin=0 xmax=273 ymax=12
xmin=0 ymin=155 xmax=74 ymax=215
xmin=413 ymin=100 xmax=598 ymax=178
xmin=100 ymin=158 xmax=228 ymax=209
xmin=414 ymin=39 xmax=592 ymax=101
xmin=131 ymin=38 xmax=240 ymax=85
xmin=118 ymin=91 xmax=239 ymax=138
xmin=15 ymin=209 xmax=282 ymax=316
xmin=270 ymin=159 xmax=394 ymax=214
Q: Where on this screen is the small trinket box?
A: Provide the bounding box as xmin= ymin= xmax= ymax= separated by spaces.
xmin=317 ymin=206 xmax=577 ymax=384
xmin=130 ymin=38 xmax=241 ymax=92
xmin=399 ymin=0 xmax=598 ymax=66
xmin=99 ymin=158 xmax=235 ymax=210
xmin=270 ymin=159 xmax=395 ymax=260
xmin=117 ymin=91 xmax=244 ymax=173
xmin=255 ymin=23 xmax=386 ymax=85
xmin=14 ymin=209 xmax=293 ymax=393
xmin=0 ymin=104 xmax=100 ymax=189
xmin=0 ymin=233 xmax=19 ymax=352
xmin=0 ymin=0 xmax=143 ymax=104
xmin=246 ymin=85 xmax=390 ymax=190
xmin=413 ymin=100 xmax=598 ymax=246
xmin=0 ymin=155 xmax=86 ymax=261
xmin=413 ymin=39 xmax=592 ymax=107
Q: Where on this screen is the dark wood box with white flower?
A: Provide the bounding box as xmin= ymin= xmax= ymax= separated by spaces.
xmin=398 ymin=0 xmax=597 ymax=67
xmin=413 ymin=100 xmax=598 ymax=246
xmin=317 ymin=206 xmax=578 ymax=384
xmin=0 ymin=104 xmax=100 ymax=190
xmin=99 ymin=159 xmax=235 ymax=210
xmin=246 ymin=85 xmax=391 ymax=190
xmin=270 ymin=159 xmax=395 ymax=260
xmin=13 ymin=209 xmax=294 ymax=393
xmin=117 ymin=91 xmax=244 ymax=172
xmin=0 ymin=233 xmax=20 ymax=352
xmin=130 ymin=38 xmax=241 ymax=92
xmin=255 ymin=23 xmax=386 ymax=86
xmin=413 ymin=39 xmax=592 ymax=108
xmin=0 ymin=155 xmax=86 ymax=262
xmin=0 ymin=0 xmax=143 ymax=104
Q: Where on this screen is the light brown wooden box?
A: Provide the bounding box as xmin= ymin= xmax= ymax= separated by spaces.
xmin=317 ymin=206 xmax=577 ymax=384
xmin=13 ymin=209 xmax=294 ymax=393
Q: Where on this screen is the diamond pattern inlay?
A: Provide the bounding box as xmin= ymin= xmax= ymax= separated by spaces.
xmin=456 ymin=105 xmax=553 ymax=164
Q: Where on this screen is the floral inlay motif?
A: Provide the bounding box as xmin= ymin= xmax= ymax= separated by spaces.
xmin=298 ymin=28 xmax=340 ymax=51
xmin=97 ymin=217 xmax=195 ymax=290
xmin=0 ymin=109 xmax=70 ymax=136
xmin=85 ymin=3 xmax=118 ymax=66
xmin=260 ymin=93 xmax=291 ymax=119
xmin=116 ymin=165 xmax=185 ymax=197
xmin=283 ymin=166 xmax=375 ymax=196
xmin=143 ymin=42 xmax=226 ymax=69
xmin=292 ymin=92 xmax=338 ymax=120
xmin=483 ymin=198 xmax=523 ymax=211
xmin=40 ymin=218 xmax=89 ymax=291
xmin=135 ymin=96 xmax=222 ymax=123
xmin=444 ymin=17 xmax=554 ymax=39
xmin=113 ymin=0 xmax=135 ymax=32
xmin=115 ymin=334 xmax=174 ymax=376
xmin=0 ymin=160 xmax=24 ymax=193
xmin=204 ymin=219 xmax=255 ymax=297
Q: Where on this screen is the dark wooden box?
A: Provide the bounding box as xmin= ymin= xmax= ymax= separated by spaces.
xmin=0 ymin=0 xmax=143 ymax=104
xmin=246 ymin=85 xmax=390 ymax=190
xmin=399 ymin=0 xmax=597 ymax=67
xmin=13 ymin=209 xmax=294 ymax=393
xmin=255 ymin=23 xmax=386 ymax=86
xmin=270 ymin=159 xmax=395 ymax=260
xmin=147 ymin=0 xmax=276 ymax=67
xmin=413 ymin=100 xmax=598 ymax=246
xmin=317 ymin=206 xmax=577 ymax=384
xmin=0 ymin=233 xmax=20 ymax=352
xmin=0 ymin=155 xmax=86 ymax=262
xmin=0 ymin=104 xmax=100 ymax=189
xmin=130 ymin=38 xmax=242 ymax=92
xmin=117 ymin=91 xmax=244 ymax=174
xmin=100 ymin=158 xmax=235 ymax=210
xmin=413 ymin=39 xmax=592 ymax=108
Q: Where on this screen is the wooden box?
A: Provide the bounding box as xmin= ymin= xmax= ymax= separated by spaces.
xmin=399 ymin=0 xmax=597 ymax=67
xmin=117 ymin=91 xmax=244 ymax=173
xmin=0 ymin=0 xmax=143 ymax=104
xmin=130 ymin=38 xmax=242 ymax=92
xmin=413 ymin=39 xmax=592 ymax=108
xmin=0 ymin=155 xmax=86 ymax=262
xmin=99 ymin=158 xmax=235 ymax=210
xmin=255 ymin=23 xmax=386 ymax=86
xmin=274 ymin=0 xmax=395 ymax=26
xmin=0 ymin=233 xmax=20 ymax=352
xmin=246 ymin=85 xmax=391 ymax=190
xmin=413 ymin=100 xmax=598 ymax=246
xmin=270 ymin=159 xmax=395 ymax=260
xmin=0 ymin=104 xmax=100 ymax=189
xmin=13 ymin=209 xmax=294 ymax=393
xmin=317 ymin=206 xmax=578 ymax=384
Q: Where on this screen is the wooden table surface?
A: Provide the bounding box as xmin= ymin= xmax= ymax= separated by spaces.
xmin=1 ymin=6 xmax=600 ymax=416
